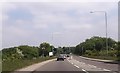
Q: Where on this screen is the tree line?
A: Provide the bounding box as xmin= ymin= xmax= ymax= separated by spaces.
xmin=2 ymin=43 xmax=57 ymax=61
xmin=1 ymin=36 xmax=119 ymax=61
xmin=73 ymin=36 xmax=119 ymax=60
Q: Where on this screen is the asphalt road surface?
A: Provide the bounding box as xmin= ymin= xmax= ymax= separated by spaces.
xmin=33 ymin=55 xmax=119 ymax=73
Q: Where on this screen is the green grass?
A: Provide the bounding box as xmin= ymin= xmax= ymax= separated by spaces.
xmin=2 ymin=56 xmax=56 ymax=73
xmin=82 ymin=50 xmax=118 ymax=61
xmin=83 ymin=55 xmax=118 ymax=61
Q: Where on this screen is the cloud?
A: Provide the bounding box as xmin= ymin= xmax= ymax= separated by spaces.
xmin=63 ymin=24 xmax=92 ymax=30
xmin=1 ymin=0 xmax=119 ymax=2
xmin=34 ymin=24 xmax=48 ymax=29
xmin=2 ymin=2 xmax=118 ymax=48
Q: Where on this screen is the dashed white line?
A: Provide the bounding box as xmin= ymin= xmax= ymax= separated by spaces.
xmin=68 ymin=60 xmax=70 ymax=62
xmin=68 ymin=59 xmax=112 ymax=72
xmin=74 ymin=65 xmax=79 ymax=68
xmin=88 ymin=64 xmax=91 ymax=66
xmin=98 ymin=68 xmax=102 ymax=70
xmin=71 ymin=63 xmax=74 ymax=64
xmin=76 ymin=61 xmax=79 ymax=63
xmin=90 ymin=65 xmax=97 ymax=68
xmin=103 ymin=69 xmax=111 ymax=71
xmin=67 ymin=59 xmax=74 ymax=65
xmin=82 ymin=69 xmax=89 ymax=73
xmin=82 ymin=62 xmax=85 ymax=64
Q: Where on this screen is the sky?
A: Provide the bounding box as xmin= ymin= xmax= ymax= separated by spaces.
xmin=0 ymin=0 xmax=119 ymax=49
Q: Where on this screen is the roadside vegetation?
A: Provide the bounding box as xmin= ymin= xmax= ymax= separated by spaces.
xmin=2 ymin=56 xmax=55 ymax=73
xmin=2 ymin=43 xmax=57 ymax=72
xmin=73 ymin=36 xmax=119 ymax=61
xmin=1 ymin=36 xmax=119 ymax=72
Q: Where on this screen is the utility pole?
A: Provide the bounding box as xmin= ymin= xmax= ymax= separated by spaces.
xmin=90 ymin=11 xmax=108 ymax=56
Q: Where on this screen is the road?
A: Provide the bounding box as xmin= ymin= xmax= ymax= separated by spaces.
xmin=33 ymin=55 xmax=118 ymax=73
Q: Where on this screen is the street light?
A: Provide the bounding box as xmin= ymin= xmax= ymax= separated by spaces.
xmin=90 ymin=11 xmax=108 ymax=56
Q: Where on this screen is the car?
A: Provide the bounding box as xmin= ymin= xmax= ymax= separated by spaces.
xmin=66 ymin=55 xmax=70 ymax=57
xmin=57 ymin=54 xmax=64 ymax=61
xmin=63 ymin=54 xmax=67 ymax=59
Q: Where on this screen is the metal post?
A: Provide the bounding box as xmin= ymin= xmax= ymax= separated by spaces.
xmin=105 ymin=12 xmax=108 ymax=55
xmin=82 ymin=47 xmax=83 ymax=55
xmin=90 ymin=11 xmax=108 ymax=56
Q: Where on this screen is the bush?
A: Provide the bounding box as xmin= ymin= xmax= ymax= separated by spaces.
xmin=2 ymin=57 xmax=55 ymax=72
xmin=85 ymin=50 xmax=92 ymax=56
xmin=18 ymin=45 xmax=39 ymax=59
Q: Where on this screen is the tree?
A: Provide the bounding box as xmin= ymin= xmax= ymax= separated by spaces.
xmin=53 ymin=48 xmax=57 ymax=55
xmin=73 ymin=36 xmax=117 ymax=56
xmin=39 ymin=42 xmax=51 ymax=56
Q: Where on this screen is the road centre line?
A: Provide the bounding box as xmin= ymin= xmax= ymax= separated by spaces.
xmin=74 ymin=59 xmax=79 ymax=62
xmin=67 ymin=59 xmax=80 ymax=69
xmin=74 ymin=65 xmax=79 ymax=68
xmin=67 ymin=59 xmax=74 ymax=65
xmin=68 ymin=58 xmax=112 ymax=72
xmin=103 ymin=69 xmax=111 ymax=71
xmin=98 ymin=68 xmax=102 ymax=70
xmin=88 ymin=64 xmax=97 ymax=68
xmin=82 ymin=69 xmax=89 ymax=73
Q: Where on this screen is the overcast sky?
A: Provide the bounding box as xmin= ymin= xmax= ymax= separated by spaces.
xmin=1 ymin=1 xmax=118 ymax=49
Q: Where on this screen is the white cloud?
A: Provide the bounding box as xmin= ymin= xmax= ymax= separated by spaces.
xmin=3 ymin=26 xmax=33 ymax=37
xmin=63 ymin=24 xmax=92 ymax=30
xmin=2 ymin=2 xmax=118 ymax=48
xmin=0 ymin=0 xmax=119 ymax=2
xmin=34 ymin=24 xmax=48 ymax=29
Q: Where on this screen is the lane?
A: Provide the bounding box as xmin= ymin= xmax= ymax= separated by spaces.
xmin=32 ymin=55 xmax=118 ymax=73
xmin=72 ymin=55 xmax=118 ymax=71
xmin=34 ymin=58 xmax=82 ymax=71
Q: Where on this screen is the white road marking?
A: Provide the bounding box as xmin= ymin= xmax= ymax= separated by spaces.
xmin=88 ymin=64 xmax=91 ymax=66
xmin=90 ymin=65 xmax=97 ymax=68
xmin=67 ymin=59 xmax=73 ymax=65
xmin=82 ymin=62 xmax=85 ymax=64
xmin=82 ymin=69 xmax=89 ymax=73
xmin=68 ymin=58 xmax=112 ymax=72
xmin=98 ymin=68 xmax=102 ymax=70
xmin=103 ymin=69 xmax=111 ymax=71
xmin=74 ymin=65 xmax=79 ymax=68
xmin=93 ymin=66 xmax=97 ymax=68
xmin=68 ymin=60 xmax=70 ymax=62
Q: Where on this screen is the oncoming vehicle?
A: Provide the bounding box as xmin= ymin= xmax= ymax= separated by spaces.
xmin=57 ymin=54 xmax=64 ymax=61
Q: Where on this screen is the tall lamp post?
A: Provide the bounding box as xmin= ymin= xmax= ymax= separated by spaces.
xmin=90 ymin=11 xmax=108 ymax=56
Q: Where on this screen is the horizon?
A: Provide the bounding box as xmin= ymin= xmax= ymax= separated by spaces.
xmin=2 ymin=36 xmax=118 ymax=49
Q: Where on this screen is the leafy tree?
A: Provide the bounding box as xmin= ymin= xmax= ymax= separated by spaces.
xmin=74 ymin=36 xmax=117 ymax=57
xmin=53 ymin=48 xmax=57 ymax=55
xmin=39 ymin=42 xmax=51 ymax=56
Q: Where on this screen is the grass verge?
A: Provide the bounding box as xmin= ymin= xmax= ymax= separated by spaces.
xmin=83 ymin=55 xmax=118 ymax=61
xmin=2 ymin=56 xmax=56 ymax=73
